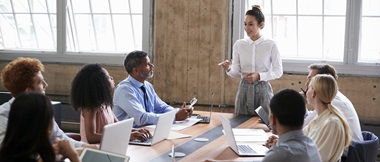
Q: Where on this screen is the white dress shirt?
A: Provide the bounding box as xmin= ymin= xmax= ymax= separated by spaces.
xmin=303 ymin=109 xmax=347 ymax=162
xmin=304 ymin=91 xmax=363 ymax=143
xmin=227 ymin=36 xmax=283 ymax=81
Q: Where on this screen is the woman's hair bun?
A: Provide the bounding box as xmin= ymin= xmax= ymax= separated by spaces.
xmin=252 ymin=5 xmax=262 ymax=11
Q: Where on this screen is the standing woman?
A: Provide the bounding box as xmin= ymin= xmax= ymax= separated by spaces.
xmin=219 ymin=5 xmax=283 ymax=115
xmin=303 ymin=74 xmax=351 ymax=162
xmin=0 ymin=93 xmax=79 ymax=162
xmin=70 ymin=64 xmax=150 ymax=144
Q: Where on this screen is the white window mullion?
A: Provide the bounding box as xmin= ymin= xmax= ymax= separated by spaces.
xmin=142 ymin=0 xmax=152 ymax=54
xmin=107 ymin=0 xmax=117 ymax=50
xmin=27 ymin=0 xmax=39 ymax=48
xmin=322 ymin=0 xmax=325 ymax=58
xmin=45 ymin=0 xmax=56 ymax=50
xmin=345 ymin=0 xmax=362 ymax=64
xmin=10 ymin=0 xmax=22 ymax=47
xmin=296 ymin=0 xmax=299 ymax=57
xmin=88 ymin=0 xmax=98 ymax=50
xmin=128 ymin=0 xmax=136 ymax=49
xmin=57 ymin=0 xmax=66 ymax=54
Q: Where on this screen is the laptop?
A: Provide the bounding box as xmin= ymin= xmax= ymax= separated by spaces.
xmin=255 ymin=106 xmax=271 ymax=129
xmin=220 ymin=115 xmax=268 ymax=157
xmin=129 ymin=109 xmax=177 ymax=146
xmin=80 ymin=147 xmax=130 ymax=162
xmin=192 ymin=93 xmax=214 ymax=124
xmin=100 ymin=118 xmax=134 ymax=155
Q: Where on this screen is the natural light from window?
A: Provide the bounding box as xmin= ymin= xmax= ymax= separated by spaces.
xmin=0 ymin=0 xmax=144 ymax=54
xmin=245 ymin=0 xmax=347 ymax=61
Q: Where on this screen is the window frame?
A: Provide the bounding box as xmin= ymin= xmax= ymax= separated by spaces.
xmin=231 ymin=0 xmax=380 ymax=77
xmin=0 ymin=0 xmax=152 ymax=65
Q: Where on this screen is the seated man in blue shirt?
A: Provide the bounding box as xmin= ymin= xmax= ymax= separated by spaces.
xmin=113 ymin=50 xmax=192 ymax=127
xmin=263 ymin=89 xmax=321 ymax=162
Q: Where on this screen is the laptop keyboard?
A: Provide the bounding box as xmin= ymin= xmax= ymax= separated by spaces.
xmin=197 ymin=116 xmax=210 ymax=122
xmin=238 ymin=145 xmax=256 ymax=154
xmin=131 ymin=137 xmax=152 ymax=144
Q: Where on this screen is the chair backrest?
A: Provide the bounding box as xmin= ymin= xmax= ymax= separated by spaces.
xmin=346 ymin=131 xmax=379 ymax=162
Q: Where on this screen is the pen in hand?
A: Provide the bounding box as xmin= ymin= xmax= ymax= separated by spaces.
xmin=300 ymin=88 xmax=306 ymax=94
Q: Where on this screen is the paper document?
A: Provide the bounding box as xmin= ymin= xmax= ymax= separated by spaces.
xmin=232 ymin=128 xmax=267 ymax=136
xmin=235 ymin=135 xmax=268 ymax=143
xmin=145 ymin=118 xmax=201 ymax=131
xmin=172 ymin=118 xmax=201 ymax=131
xmin=167 ymin=131 xmax=191 ymax=140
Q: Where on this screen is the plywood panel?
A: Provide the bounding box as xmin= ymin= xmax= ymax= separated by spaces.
xmin=153 ymin=0 xmax=169 ymax=100
xmin=187 ymin=0 xmax=200 ymax=102
xmin=171 ymin=0 xmax=189 ymax=102
xmin=210 ymin=0 xmax=229 ymax=104
xmin=196 ymin=0 xmax=211 ymax=104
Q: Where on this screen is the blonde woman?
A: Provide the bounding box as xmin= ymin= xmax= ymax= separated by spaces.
xmin=303 ymin=74 xmax=351 ymax=162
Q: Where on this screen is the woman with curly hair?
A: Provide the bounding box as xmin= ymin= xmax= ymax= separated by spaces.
xmin=70 ymin=64 xmax=151 ymax=144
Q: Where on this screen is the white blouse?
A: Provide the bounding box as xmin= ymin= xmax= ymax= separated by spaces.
xmin=227 ymin=36 xmax=283 ymax=81
xmin=303 ymin=109 xmax=347 ymax=162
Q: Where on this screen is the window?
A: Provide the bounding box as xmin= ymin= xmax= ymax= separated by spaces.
xmin=360 ymin=0 xmax=380 ymax=63
xmin=232 ymin=0 xmax=380 ymax=76
xmin=0 ymin=0 xmax=151 ymax=64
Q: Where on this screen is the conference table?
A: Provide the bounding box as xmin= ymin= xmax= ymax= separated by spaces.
xmin=127 ymin=111 xmax=271 ymax=162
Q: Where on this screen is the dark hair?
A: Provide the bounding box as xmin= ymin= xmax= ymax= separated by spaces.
xmin=124 ymin=50 xmax=148 ymax=74
xmin=70 ymin=64 xmax=113 ymax=111
xmin=308 ymin=63 xmax=338 ymax=80
xmin=246 ymin=5 xmax=265 ymax=27
xmin=269 ymin=89 xmax=306 ymax=128
xmin=1 ymin=57 xmax=44 ymax=97
xmin=0 ymin=93 xmax=55 ymax=162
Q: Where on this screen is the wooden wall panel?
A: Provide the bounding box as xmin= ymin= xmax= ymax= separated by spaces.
xmin=152 ymin=0 xmax=169 ymax=100
xmin=153 ymin=0 xmax=229 ymax=105
xmin=196 ymin=0 xmax=212 ymax=104
xmin=210 ymin=0 xmax=229 ymax=104
xmin=187 ymin=0 xmax=200 ymax=102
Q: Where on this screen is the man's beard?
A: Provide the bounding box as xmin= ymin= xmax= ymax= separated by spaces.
xmin=140 ymin=70 xmax=154 ymax=79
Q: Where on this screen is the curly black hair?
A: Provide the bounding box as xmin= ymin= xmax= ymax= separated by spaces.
xmin=70 ymin=64 xmax=113 ymax=111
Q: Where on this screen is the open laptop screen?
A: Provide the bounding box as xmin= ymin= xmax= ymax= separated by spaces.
xmin=80 ymin=148 xmax=130 ymax=162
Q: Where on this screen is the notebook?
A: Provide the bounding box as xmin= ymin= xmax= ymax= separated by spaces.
xmin=255 ymin=106 xmax=271 ymax=129
xmin=80 ymin=148 xmax=130 ymax=162
xmin=129 ymin=109 xmax=177 ymax=146
xmin=192 ymin=93 xmax=214 ymax=124
xmin=220 ymin=115 xmax=268 ymax=157
xmin=100 ymin=118 xmax=134 ymax=156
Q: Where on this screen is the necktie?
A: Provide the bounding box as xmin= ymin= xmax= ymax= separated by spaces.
xmin=140 ymin=85 xmax=149 ymax=112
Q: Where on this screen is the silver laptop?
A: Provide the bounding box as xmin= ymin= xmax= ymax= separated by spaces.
xmin=100 ymin=118 xmax=134 ymax=155
xmin=129 ymin=110 xmax=177 ymax=146
xmin=220 ymin=115 xmax=268 ymax=157
xmin=80 ymin=147 xmax=130 ymax=162
xmin=193 ymin=93 xmax=214 ymax=124
xmin=255 ymin=106 xmax=271 ymax=129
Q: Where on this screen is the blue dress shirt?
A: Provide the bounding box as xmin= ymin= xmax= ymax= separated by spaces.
xmin=113 ymin=76 xmax=175 ymax=127
xmin=262 ymin=130 xmax=322 ymax=162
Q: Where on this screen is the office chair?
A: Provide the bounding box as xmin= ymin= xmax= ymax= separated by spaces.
xmin=346 ymin=131 xmax=379 ymax=162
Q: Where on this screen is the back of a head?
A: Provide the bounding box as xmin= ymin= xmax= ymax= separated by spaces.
xmin=269 ymin=89 xmax=306 ymax=128
xmin=1 ymin=57 xmax=44 ymax=97
xmin=0 ymin=93 xmax=54 ymax=162
xmin=124 ymin=50 xmax=148 ymax=74
xmin=308 ymin=63 xmax=338 ymax=80
xmin=70 ymin=63 xmax=113 ymax=111
xmin=310 ymin=74 xmax=338 ymax=104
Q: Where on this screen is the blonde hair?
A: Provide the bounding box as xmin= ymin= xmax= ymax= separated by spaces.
xmin=311 ymin=74 xmax=351 ymax=147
